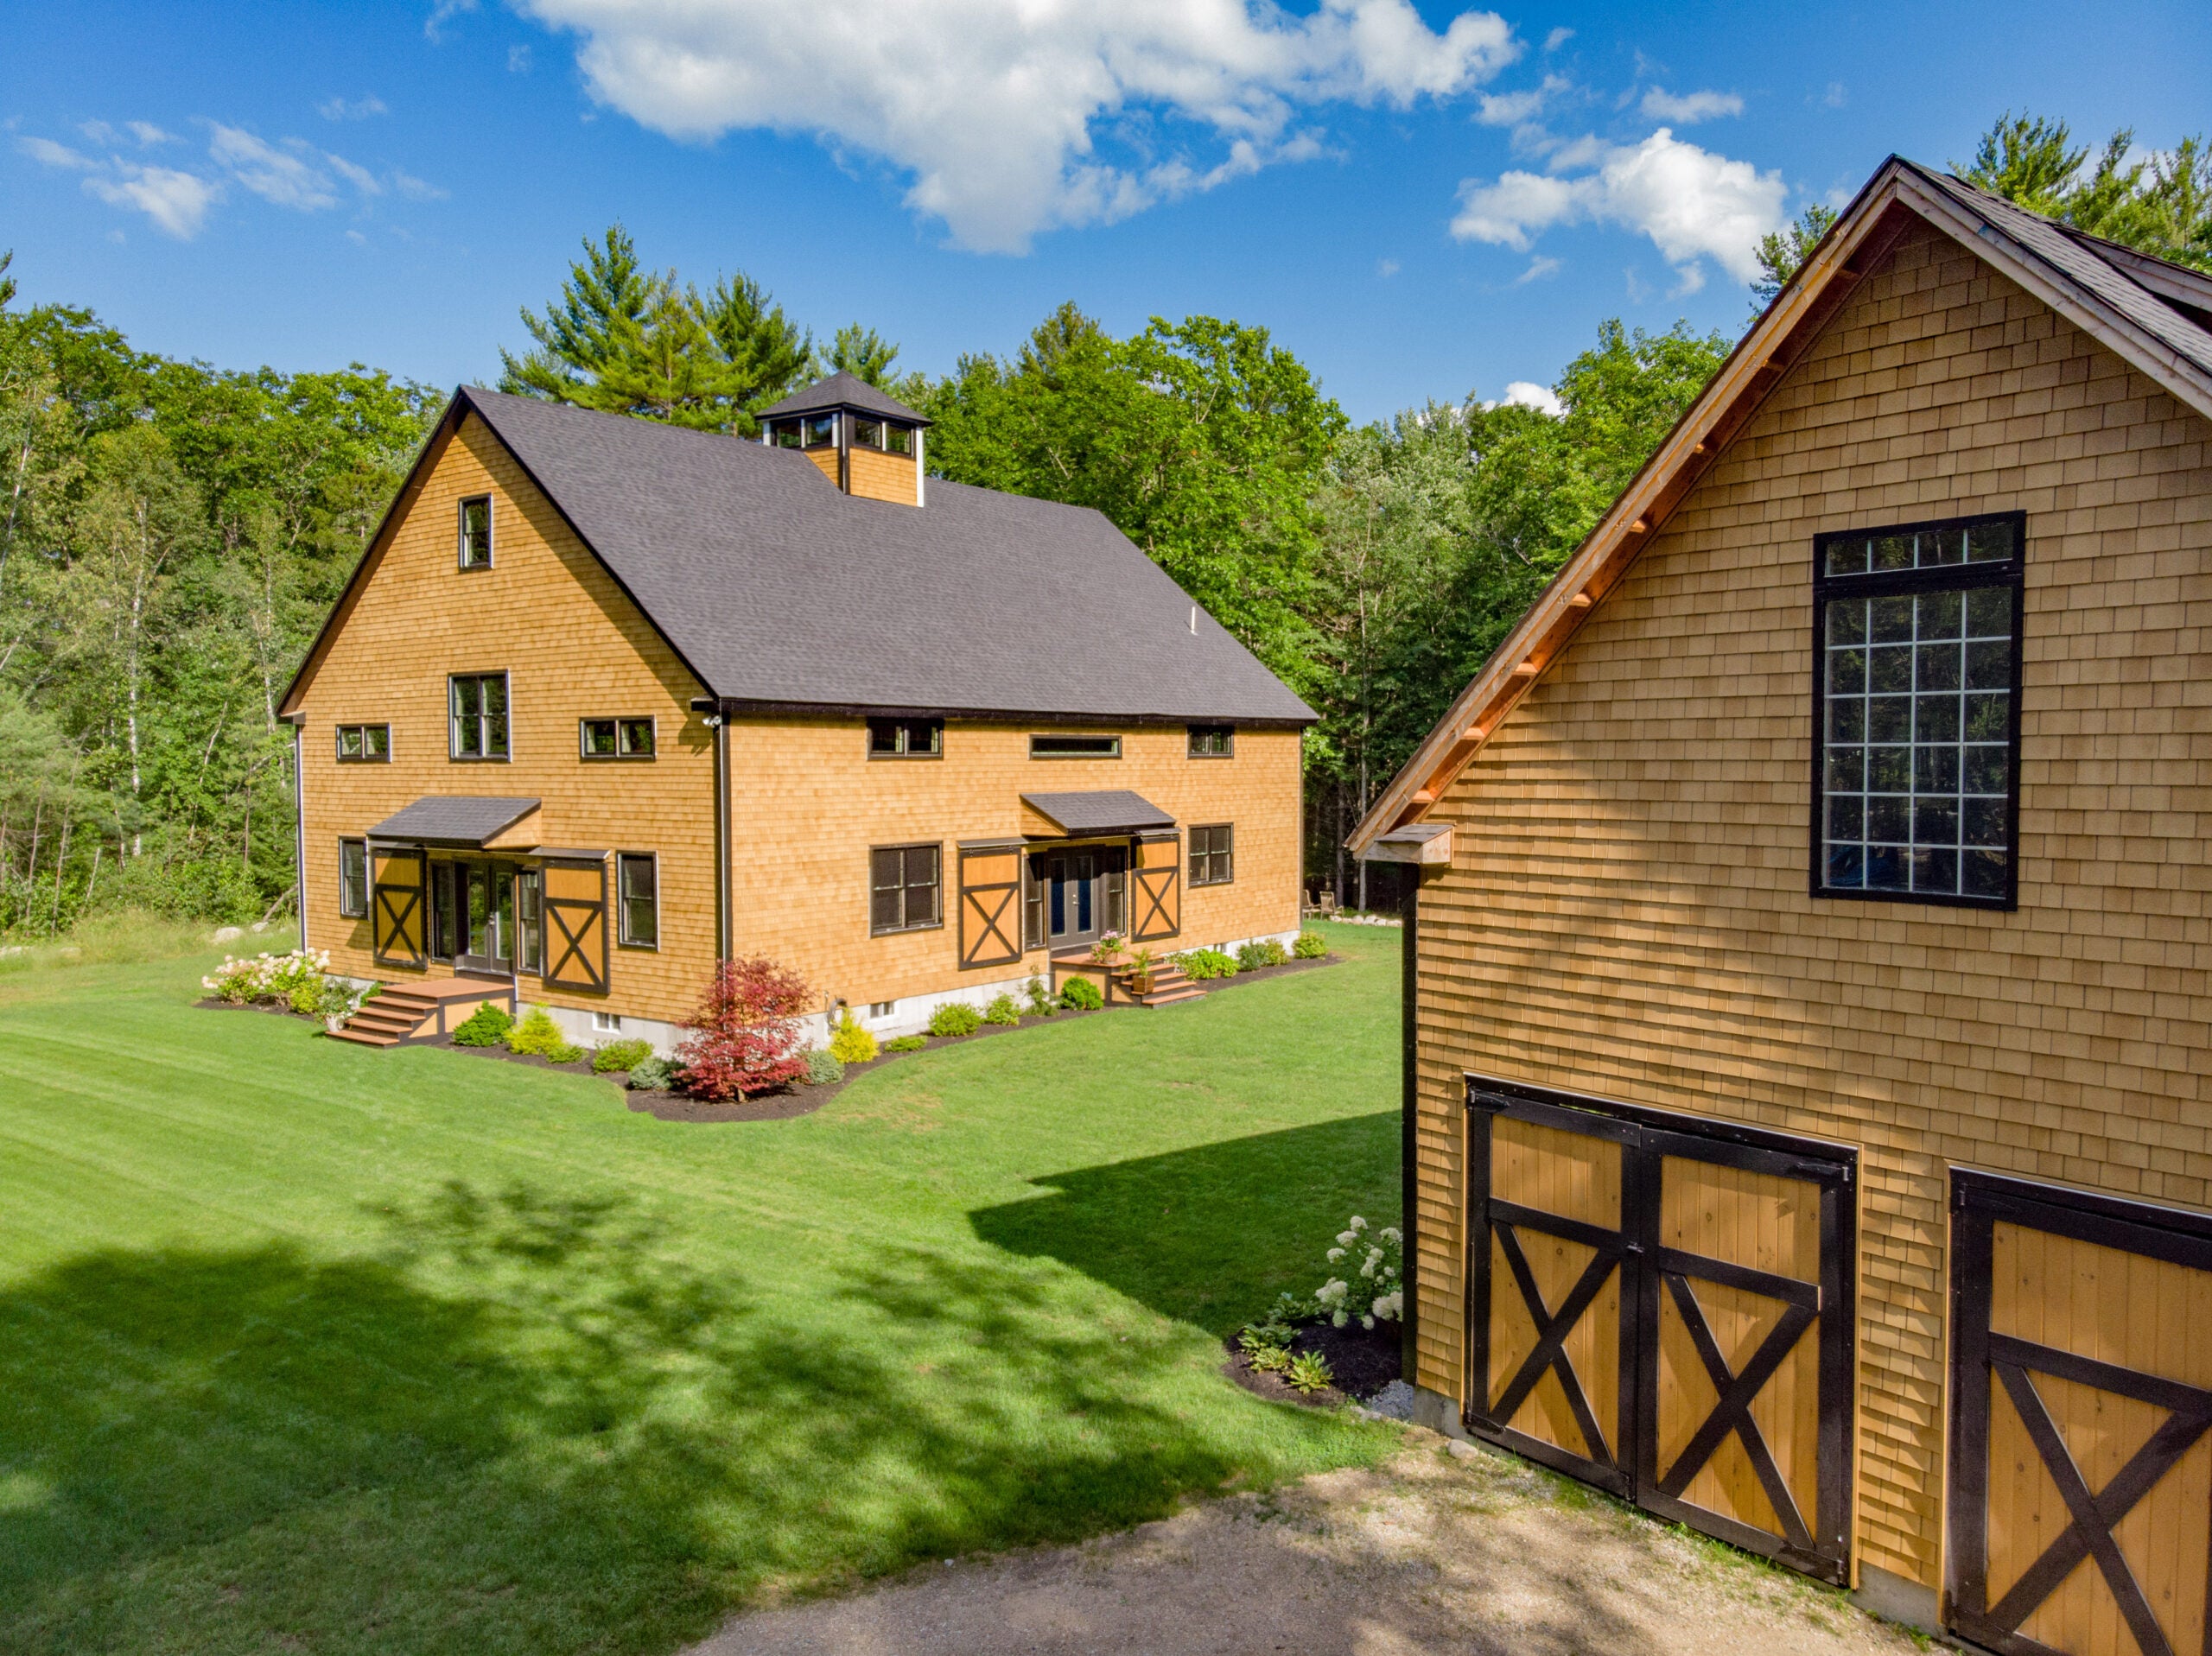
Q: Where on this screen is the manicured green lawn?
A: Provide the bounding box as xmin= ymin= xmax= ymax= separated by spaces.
xmin=0 ymin=921 xmax=1401 ymax=1656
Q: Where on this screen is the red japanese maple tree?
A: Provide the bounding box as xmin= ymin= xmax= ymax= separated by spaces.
xmin=675 ymin=957 xmax=813 ymax=1100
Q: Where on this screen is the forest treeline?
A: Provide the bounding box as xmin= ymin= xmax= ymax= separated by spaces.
xmin=1 ymin=110 xmax=2205 ymax=931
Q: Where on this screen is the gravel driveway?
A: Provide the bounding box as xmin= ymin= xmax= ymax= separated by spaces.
xmin=693 ymin=1431 xmax=1922 ymax=1656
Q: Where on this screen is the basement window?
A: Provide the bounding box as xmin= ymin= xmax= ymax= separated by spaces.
xmin=1814 ymin=511 xmax=2023 ymax=908
xmin=1030 ymin=733 xmax=1120 ymax=759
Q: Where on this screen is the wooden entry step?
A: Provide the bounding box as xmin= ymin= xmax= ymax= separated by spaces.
xmin=1113 ymin=961 xmax=1205 ymax=1007
xmin=329 ymin=978 xmax=516 ymax=1048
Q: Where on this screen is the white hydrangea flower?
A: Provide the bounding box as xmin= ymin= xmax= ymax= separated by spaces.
xmin=1360 ymin=1314 xmax=1375 ymax=1330
xmin=1326 ymin=1247 xmax=1345 ymax=1262
xmin=1335 ymin=1230 xmax=1357 ymax=1247
xmin=1332 ymin=1310 xmax=1348 ymax=1327
xmin=1380 ymin=1227 xmax=1402 ymax=1244
xmin=1348 ymin=1215 xmax=1367 ymax=1231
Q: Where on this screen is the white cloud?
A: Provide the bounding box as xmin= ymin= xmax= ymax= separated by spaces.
xmin=1451 ymin=126 xmax=1786 ymax=286
xmin=209 ymin=124 xmax=340 ymax=209
xmin=1821 ymin=81 xmax=1847 ymax=110
xmin=317 ymin=95 xmax=390 ymax=121
xmin=391 ymin=169 xmax=448 ymax=200
xmin=324 ymin=152 xmax=385 ymax=195
xmin=1542 ymin=26 xmax=1572 ymax=50
xmin=85 ymin=164 xmax=219 ymax=238
xmin=509 ymin=43 xmax=533 ymax=72
xmin=1479 ymin=379 xmax=1564 ymax=416
xmin=1476 ymin=73 xmax=1568 ymax=127
xmin=79 ymin=121 xmax=119 ymax=145
xmin=426 ymin=0 xmax=479 ymax=40
xmin=513 ymin=0 xmax=1522 ymax=251
xmin=1638 ymin=87 xmax=1740 ymax=124
xmin=1514 ymin=252 xmax=1559 ymax=282
xmin=20 ymin=136 xmax=95 ymax=169
xmin=1376 ymin=257 xmax=1400 ymax=276
xmin=128 ymin=120 xmax=176 ymax=145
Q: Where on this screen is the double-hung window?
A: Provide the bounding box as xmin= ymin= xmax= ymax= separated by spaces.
xmin=338 ymin=838 xmax=368 ymax=917
xmin=450 ymin=673 xmax=510 ymax=759
xmin=1814 ymin=511 xmax=2024 ymax=907
xmin=1189 ymin=824 xmax=1234 ymax=885
xmin=617 ymin=853 xmax=658 ymax=948
xmin=458 ymin=495 xmax=493 ymax=568
xmin=870 ymin=844 xmax=941 ymax=935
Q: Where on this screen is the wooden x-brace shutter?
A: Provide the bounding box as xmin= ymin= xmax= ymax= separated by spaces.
xmin=958 ymin=845 xmax=1024 ymax=970
xmin=542 ymin=858 xmax=609 ymax=993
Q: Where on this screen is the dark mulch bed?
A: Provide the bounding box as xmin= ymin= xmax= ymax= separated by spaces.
xmin=1222 ymin=1316 xmax=1402 ymax=1409
xmin=194 ymin=997 xmax=319 ymax=1020
xmin=1187 ymin=951 xmax=1340 ymax=993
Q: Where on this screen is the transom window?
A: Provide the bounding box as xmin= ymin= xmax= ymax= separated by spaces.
xmin=458 ymin=495 xmax=493 ymax=569
xmin=336 ymin=723 xmax=390 ymax=762
xmin=870 ymin=843 xmax=942 ymax=935
xmin=868 ymin=717 xmax=942 ymax=758
xmin=1190 ymin=823 xmax=1234 ymax=886
xmin=1187 ymin=724 xmax=1234 ymax=758
xmin=449 ymin=673 xmax=510 ymax=760
xmin=581 ymin=716 xmax=655 ymax=758
xmin=1030 ymin=733 xmax=1120 ymax=759
xmin=617 ymin=853 xmax=658 ymax=949
xmin=1815 ymin=511 xmax=2023 ymax=908
xmin=338 ymin=838 xmax=368 ymax=917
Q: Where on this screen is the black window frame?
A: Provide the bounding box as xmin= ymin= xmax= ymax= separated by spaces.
xmin=1187 ymin=724 xmax=1234 ymax=758
xmin=580 ymin=715 xmax=656 ymax=759
xmin=769 ymin=419 xmax=804 ymax=450
xmin=867 ymin=716 xmax=943 ymax=759
xmin=1189 ymin=823 xmax=1235 ymax=886
xmin=448 ymin=671 xmax=511 ymax=762
xmin=1811 ymin=509 xmax=2025 ymax=911
xmin=803 ymin=413 xmax=837 ymax=449
xmin=458 ymin=494 xmax=494 ymax=570
xmin=869 ymin=842 xmax=943 ymax=936
xmin=884 ymin=423 xmax=913 ymax=456
xmin=1029 ymin=733 xmax=1121 ymax=760
xmin=616 ymin=852 xmax=659 ymax=949
xmin=335 ymin=723 xmax=391 ymax=763
xmin=338 ymin=837 xmax=368 ymax=917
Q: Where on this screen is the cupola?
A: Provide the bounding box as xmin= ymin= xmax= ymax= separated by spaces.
xmin=756 ymin=371 xmax=931 ymax=507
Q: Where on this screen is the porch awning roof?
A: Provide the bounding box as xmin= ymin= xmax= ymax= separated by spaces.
xmin=1020 ymin=790 xmax=1175 ymax=836
xmin=365 ymin=796 xmax=541 ymax=848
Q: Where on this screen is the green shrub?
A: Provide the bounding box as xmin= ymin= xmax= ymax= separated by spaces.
xmin=828 ymin=1007 xmax=879 ymax=1064
xmin=506 ymin=1006 xmax=584 ymax=1063
xmin=1058 ymin=975 xmax=1104 ymax=1012
xmin=982 ymin=993 xmax=1021 ymax=1025
xmin=928 ymin=1002 xmax=982 ymax=1037
xmin=804 ymin=1048 xmax=844 ymax=1086
xmin=592 ymin=1037 xmax=653 ymax=1074
xmin=1236 ymin=939 xmax=1289 ymax=972
xmin=883 ymin=1034 xmax=927 ymax=1053
xmin=1293 ymin=931 xmax=1327 ymax=960
xmin=1178 ymin=948 xmax=1237 ymax=980
xmin=627 ymin=1055 xmax=674 ymax=1091
xmin=450 ymin=1001 xmax=514 ymax=1047
xmin=289 ymin=977 xmax=324 ymax=1016
xmin=1023 ymin=974 xmax=1058 ymax=1017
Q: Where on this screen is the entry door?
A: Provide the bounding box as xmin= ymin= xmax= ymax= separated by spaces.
xmin=1949 ymin=1173 xmax=2212 ymax=1656
xmin=1033 ymin=851 xmax=1096 ymax=945
xmin=1467 ymin=1082 xmax=1855 ymax=1583
xmin=455 ymin=860 xmax=514 ymax=974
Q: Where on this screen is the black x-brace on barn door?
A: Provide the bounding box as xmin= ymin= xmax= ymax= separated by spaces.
xmin=1466 ymin=1078 xmax=1857 ymax=1584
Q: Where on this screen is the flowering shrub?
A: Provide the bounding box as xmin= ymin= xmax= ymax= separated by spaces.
xmin=928 ymin=1001 xmax=982 ymax=1037
xmin=676 ymin=956 xmax=812 ymax=1101
xmin=828 ymin=1008 xmax=879 ymax=1065
xmin=1177 ymin=948 xmax=1237 ymax=980
xmin=982 ymin=993 xmax=1021 ymax=1025
xmin=1274 ymin=1215 xmax=1404 ymax=1329
xmin=1088 ymin=931 xmax=1127 ymax=964
xmin=203 ymin=949 xmax=328 ymax=1005
xmin=1058 ymin=975 xmax=1104 ymax=1012
xmin=1292 ymin=931 xmax=1328 ymax=960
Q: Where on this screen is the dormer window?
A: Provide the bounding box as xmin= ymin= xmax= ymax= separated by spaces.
xmin=756 ymin=373 xmax=930 ymax=505
xmin=804 ymin=414 xmax=836 ymax=448
xmin=769 ymin=421 xmax=803 ymax=449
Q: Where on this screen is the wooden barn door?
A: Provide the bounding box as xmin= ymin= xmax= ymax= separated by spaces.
xmin=541 ymin=859 xmax=608 ymax=993
xmin=957 ymin=845 xmax=1024 ymax=970
xmin=1949 ymin=1173 xmax=2212 ymax=1656
xmin=370 ymin=847 xmax=426 ymax=969
xmin=1130 ymin=834 xmax=1180 ymax=942
xmin=1467 ymin=1082 xmax=1855 ymax=1583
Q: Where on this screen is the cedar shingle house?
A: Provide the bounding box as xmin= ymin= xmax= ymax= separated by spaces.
xmin=280 ymin=373 xmax=1312 ymax=1049
xmin=1355 ymin=156 xmax=2212 ymax=1656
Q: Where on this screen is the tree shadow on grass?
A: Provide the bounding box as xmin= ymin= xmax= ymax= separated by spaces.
xmin=0 ymin=1183 xmax=1368 ymax=1656
xmin=969 ymin=1113 xmax=1400 ymax=1336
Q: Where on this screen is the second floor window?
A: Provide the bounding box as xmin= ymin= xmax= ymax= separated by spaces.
xmin=336 ymin=724 xmax=390 ymax=762
xmin=458 ymin=495 xmax=493 ymax=568
xmin=1188 ymin=724 xmax=1234 ymax=757
xmin=868 ymin=717 xmax=942 ymax=758
xmin=581 ymin=717 xmax=655 ymax=758
xmin=450 ymin=673 xmax=509 ymax=760
xmin=1030 ymin=733 xmax=1120 ymax=759
xmin=1815 ymin=512 xmax=2023 ymax=907
xmin=1190 ymin=824 xmax=1234 ymax=885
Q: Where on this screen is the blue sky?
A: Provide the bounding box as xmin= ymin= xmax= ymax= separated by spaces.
xmin=3 ymin=0 xmax=2206 ymax=424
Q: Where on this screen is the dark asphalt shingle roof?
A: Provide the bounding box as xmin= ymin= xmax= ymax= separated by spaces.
xmin=368 ymin=796 xmax=540 ymax=845
xmin=1906 ymin=162 xmax=2212 ymax=382
xmin=463 ymin=388 xmax=1314 ymax=724
xmin=1021 ymin=790 xmax=1176 ymax=834
xmin=757 ymin=371 xmax=930 ymax=425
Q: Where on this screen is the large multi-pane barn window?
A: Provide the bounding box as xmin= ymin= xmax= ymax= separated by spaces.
xmin=1814 ymin=513 xmax=2023 ymax=908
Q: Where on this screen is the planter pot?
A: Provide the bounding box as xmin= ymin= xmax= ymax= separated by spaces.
xmin=324 ymin=1015 xmax=346 ymax=1034
xmin=1131 ymin=974 xmax=1154 ymax=994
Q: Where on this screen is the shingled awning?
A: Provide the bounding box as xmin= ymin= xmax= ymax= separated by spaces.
xmin=365 ymin=796 xmax=541 ymax=848
xmin=1020 ymin=790 xmax=1175 ymax=837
